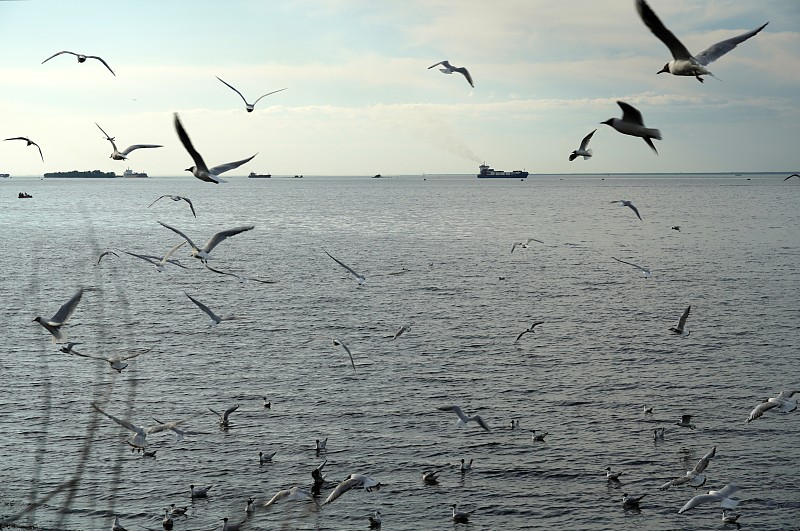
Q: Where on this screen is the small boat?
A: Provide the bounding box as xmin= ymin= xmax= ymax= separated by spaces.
xmin=248 ymin=172 xmax=272 ymax=178
xmin=0 ymin=173 xmax=10 ymax=178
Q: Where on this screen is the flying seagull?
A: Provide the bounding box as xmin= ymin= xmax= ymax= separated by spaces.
xmin=96 ymin=250 xmax=119 ymax=264
xmin=331 ymin=338 xmax=356 ymax=370
xmin=636 ymin=0 xmax=768 ymax=83
xmin=392 ymin=325 xmax=411 ymax=340
xmin=659 ymin=446 xmax=716 ymax=490
xmin=602 ymin=101 xmax=661 ymax=154
xmin=204 ymin=263 xmax=277 ymax=284
xmin=119 ymin=241 xmax=188 ymax=272
xmin=148 ymin=195 xmax=196 ymax=218
xmin=67 ymin=345 xmax=151 ymax=373
xmin=746 ymin=390 xmax=798 ymax=422
xmin=152 ymin=416 xmax=205 ymax=442
xmin=569 ymin=129 xmax=596 ymax=161
xmin=173 ymin=112 xmax=256 ymax=183
xmin=33 ymin=288 xmax=83 ymax=343
xmin=158 ymin=221 xmax=254 ymax=263
xmin=611 ymin=199 xmax=643 ymax=221
xmin=216 ymin=76 xmax=287 ymax=112
xmin=511 ymin=238 xmax=544 ymax=253
xmin=515 ymin=321 xmax=544 ymax=341
xmin=784 ymin=173 xmax=799 ymax=181
xmin=669 ymin=305 xmax=691 ymax=336
xmin=322 ymin=474 xmax=381 ymax=505
xmin=262 ymin=486 xmax=315 ymax=507
xmin=323 ymin=248 xmax=366 ymax=285
xmin=185 ymin=292 xmax=244 ymax=326
xmin=678 ymin=484 xmax=740 ymax=514
xmin=95 ymin=123 xmax=162 ymax=160
xmin=438 ymin=405 xmax=491 ymax=431
xmin=209 ymin=404 xmax=240 ymax=427
xmin=611 ymin=257 xmax=651 ymax=278
xmin=92 ymin=402 xmax=187 ymax=451
xmin=41 ymin=50 xmax=115 ymax=76
xmin=672 ymin=225 xmax=681 ymax=231
xmin=428 ymin=60 xmax=474 ymax=87
xmin=4 ymin=137 xmax=44 ymax=162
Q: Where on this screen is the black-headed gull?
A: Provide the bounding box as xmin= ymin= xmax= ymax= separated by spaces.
xmin=636 ymin=0 xmax=767 ymax=83
xmin=428 ymin=60 xmax=474 ymax=87
xmin=622 ymin=493 xmax=647 ymax=509
xmin=460 ymin=458 xmax=473 ymax=472
xmin=67 ymin=345 xmax=151 ymax=373
xmin=190 ymin=484 xmax=213 ymax=498
xmin=158 ymin=221 xmax=254 ymax=263
xmin=678 ymin=484 xmax=740 ymax=514
xmin=659 ymin=446 xmax=716 ymax=490
xmin=92 ymin=402 xmax=188 ymax=452
xmin=33 ymin=289 xmax=83 ymax=343
xmin=602 ymin=102 xmax=660 ymax=154
xmin=531 ymin=430 xmax=548 ymax=442
xmin=42 ymin=50 xmax=115 ymax=75
xmin=259 ymin=451 xmax=277 ymax=465
xmin=263 ymin=486 xmax=314 ymax=507
xmin=323 ymin=474 xmax=381 ymax=505
xmin=438 ymin=405 xmax=491 ymax=431
xmin=612 ymin=256 xmax=651 ymax=278
xmin=323 ymin=248 xmax=366 ymax=286
xmin=569 ymin=129 xmax=596 ymax=161
xmin=670 ymin=306 xmax=691 ymax=336
xmin=209 ymin=404 xmax=240 ymax=427
xmin=606 ymin=466 xmax=623 ymax=481
xmin=162 ymin=509 xmax=173 ymax=530
xmin=611 ymin=199 xmax=643 ymax=221
xmin=95 ymin=123 xmax=161 ymax=160
xmin=369 ymin=510 xmax=382 ymax=528
xmin=173 ymin=113 xmax=256 ymax=183
xmin=119 ymin=242 xmax=188 ymax=272
xmin=451 ymin=504 xmax=475 ymax=523
xmin=4 ymin=136 xmax=44 ymax=162
xmin=148 ymin=195 xmax=196 ymax=218
xmin=511 ymin=238 xmax=544 ymax=253
xmin=676 ymin=414 xmax=696 ymax=429
xmin=746 ymin=390 xmax=797 ymax=422
xmin=516 ymin=321 xmax=544 ymax=342
xmin=216 ymin=76 xmax=287 ymax=112
xmin=186 ymin=293 xmax=243 ymax=326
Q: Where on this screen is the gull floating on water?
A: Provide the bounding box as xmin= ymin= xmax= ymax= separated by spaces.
xmin=422 ymin=467 xmax=446 ymax=485
xmin=532 ymin=430 xmax=548 ymax=442
xmin=4 ymin=136 xmax=44 ymax=162
xmin=672 ymin=225 xmax=681 ymax=231
xmin=68 ymin=345 xmax=151 ymax=373
xmin=428 ymin=60 xmax=474 ymax=87
xmin=515 ymin=321 xmax=544 ymax=342
xmin=722 ymin=511 xmax=742 ymax=527
xmin=451 ymin=504 xmax=476 ymax=523
xmin=161 ymin=508 xmax=173 ymax=530
xmin=746 ymin=390 xmax=798 ymax=422
xmin=676 ymin=414 xmax=696 ymax=429
xmin=460 ymin=458 xmax=473 ymax=472
xmin=245 ymin=497 xmax=255 ymax=514
xmin=33 ymin=288 xmax=83 ymax=343
xmin=659 ymin=446 xmax=716 ymax=490
xmin=119 ymin=242 xmax=188 ymax=272
xmin=323 ymin=474 xmax=381 ymax=505
xmin=216 ymin=76 xmax=287 ymax=112
xmin=92 ymin=402 xmax=187 ymax=452
xmin=186 ymin=292 xmax=244 ymax=326
xmin=602 ymin=102 xmax=661 ymax=154
xmin=41 ymin=50 xmax=115 ymax=75
xmin=323 ymin=248 xmax=366 ymax=286
xmin=606 ymin=467 xmax=623 ymax=481
xmin=259 ymin=451 xmax=277 ymax=465
xmin=643 ymin=405 xmax=653 ymax=414
xmin=190 ymin=484 xmax=213 ymax=498
xmin=569 ymin=129 xmax=596 ymax=161
xmin=111 ymin=514 xmax=126 ymax=531
xmin=622 ymin=493 xmax=647 ymax=509
xmin=209 ymin=404 xmax=240 ymax=428
xmin=636 ymin=0 xmax=767 ymax=83
xmin=369 ymin=510 xmax=382 ymax=528
xmin=511 ymin=238 xmax=544 ymax=253
xmin=611 ymin=199 xmax=643 ymax=221
xmin=158 ymin=221 xmax=254 ymax=263
xmin=221 ymin=516 xmax=248 ymax=531
xmin=438 ymin=405 xmax=491 ymax=431
xmin=173 ymin=112 xmax=256 ymax=183
xmin=653 ymin=427 xmax=666 ymax=440
xmin=678 ymin=484 xmax=740 ymax=514
xmin=670 ymin=305 xmax=691 ymax=336
xmin=148 ymin=195 xmax=196 ymax=218
xmin=169 ymin=504 xmax=188 ymax=517
xmin=95 ymin=123 xmax=162 ymax=160
xmin=611 ymin=257 xmax=651 ymax=278
xmin=316 ymin=437 xmax=328 ymax=453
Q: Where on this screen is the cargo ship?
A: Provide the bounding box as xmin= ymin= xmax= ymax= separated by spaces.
xmin=477 ymin=163 xmax=528 ymax=179
xmin=122 ymin=168 xmax=148 ymax=178
xmin=248 ymin=172 xmax=272 ymax=178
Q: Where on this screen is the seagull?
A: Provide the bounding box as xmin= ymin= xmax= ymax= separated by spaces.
xmin=428 ymin=60 xmax=474 ymax=87
xmin=422 ymin=466 xmax=449 ymax=485
xmin=151 ymin=417 xmax=205 ymax=442
xmin=148 ymin=195 xmax=196 ymax=218
xmin=659 ymin=446 xmax=716 ymax=490
xmin=119 ymin=242 xmax=188 ymax=272
xmin=259 ymin=451 xmax=277 ymax=465
xmin=92 ymin=402 xmax=188 ymax=452
xmin=204 ymin=263 xmax=277 ymax=284
xmin=722 ymin=511 xmax=742 ymax=526
xmin=606 ymin=467 xmax=623 ymax=481
xmin=216 ymin=76 xmax=287 ymax=112
xmin=369 ymin=510 xmax=382 ymax=528
xmin=611 ymin=257 xmax=651 ymax=278
xmin=323 ymin=474 xmax=381 ymax=505
xmin=784 ymin=174 xmax=800 ymax=181
xmin=636 ymin=0 xmax=768 ymax=83
xmin=611 ymin=199 xmax=643 ymax=221
xmin=315 ymin=438 xmax=328 ymax=453
xmin=68 ymin=346 xmax=151 ymax=373
xmin=510 ymin=419 xmax=521 ymax=430
xmin=676 ymin=414 xmax=696 ymax=430
xmin=97 ymin=250 xmax=119 ymax=264
xmin=643 ymin=405 xmax=654 ymax=414
xmin=531 ymin=430 xmax=548 ymax=442
xmin=142 ymin=449 xmax=157 ymax=458
xmin=59 ymin=342 xmax=82 ymax=354
xmin=678 ymin=484 xmax=740 ymax=514
xmin=392 ymin=325 xmax=411 ymax=340
xmin=451 ymin=504 xmax=475 ymax=523
xmin=209 ymin=404 xmax=240 ymax=427
xmin=329 ymin=338 xmax=356 ymax=370
xmin=653 ymin=427 xmax=666 ymax=440
xmin=4 ymin=137 xmax=44 ymax=162
xmin=460 ymin=458 xmax=473 ymax=472
xmin=158 ymin=221 xmax=254 ymax=263
xmin=746 ymin=390 xmax=798 ymax=422
xmin=438 ymin=405 xmax=491 ymax=431
xmin=511 ymin=238 xmax=544 ymax=253
xmin=161 ymin=508 xmax=173 ymax=530
xmin=262 ymin=486 xmax=314 ymax=507
xmin=569 ymin=129 xmax=596 ymax=161
xmin=601 ymin=101 xmax=661 ymax=154
xmin=221 ymin=516 xmax=247 ymax=531
xmin=95 ymin=123 xmax=162 ymax=160
xmin=323 ymin=248 xmax=366 ymax=285
xmin=622 ymin=493 xmax=647 ymax=509
xmin=33 ymin=288 xmax=83 ymax=343
xmin=515 ymin=321 xmax=544 ymax=342
xmin=262 ymin=398 xmax=271 ymax=409
xmin=186 ymin=293 xmax=244 ymax=326
xmin=672 ymin=225 xmax=682 ymax=232
xmin=173 ymin=113 xmax=256 ymax=183
xmin=245 ymin=497 xmax=255 ymax=514
xmin=41 ymin=50 xmax=115 ymax=75
xmin=669 ymin=305 xmax=691 ymax=336
xmin=111 ymin=515 xmax=126 ymax=531
xmin=190 ymin=484 xmax=213 ymax=498
xmin=169 ymin=504 xmax=188 ymax=517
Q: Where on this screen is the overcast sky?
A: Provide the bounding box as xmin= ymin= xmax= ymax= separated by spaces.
xmin=1 ymin=0 xmax=798 ymax=176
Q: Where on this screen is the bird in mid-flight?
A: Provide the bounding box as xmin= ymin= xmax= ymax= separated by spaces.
xmin=216 ymin=76 xmax=287 ymax=112
xmin=4 ymin=136 xmax=44 ymax=162
xmin=428 ymin=60 xmax=474 ymax=87
xmin=173 ymin=113 xmax=256 ymax=183
xmin=602 ymin=101 xmax=661 ymax=154
xmin=41 ymin=50 xmax=115 ymax=76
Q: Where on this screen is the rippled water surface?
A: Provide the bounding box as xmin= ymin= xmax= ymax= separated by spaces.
xmin=1 ymin=174 xmax=799 ymax=530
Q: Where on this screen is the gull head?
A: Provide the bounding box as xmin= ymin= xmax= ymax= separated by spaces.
xmin=600 ymin=118 xmax=614 ymax=126
xmin=185 ymin=166 xmax=196 ymax=173
xmin=657 ymin=63 xmax=670 ymax=75
xmin=246 ymin=105 xmax=255 ymax=112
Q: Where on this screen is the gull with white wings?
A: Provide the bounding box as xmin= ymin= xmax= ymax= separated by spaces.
xmin=636 ymin=0 xmax=768 ymax=83
xmin=4 ymin=136 xmax=44 ymax=162
xmin=428 ymin=60 xmax=474 ymax=87
xmin=323 ymin=248 xmax=366 ymax=285
xmin=611 ymin=200 xmax=643 ymax=221
xmin=216 ymin=76 xmax=287 ymax=112
xmin=678 ymin=484 xmax=740 ymax=514
xmin=66 ymin=345 xmax=151 ymax=373
xmin=33 ymin=288 xmax=83 ymax=343
xmin=323 ymin=474 xmax=381 ymax=505
xmin=173 ymin=113 xmax=256 ymax=183
xmin=148 ymin=195 xmax=196 ymax=218
xmin=659 ymin=446 xmax=716 ymax=490
xmin=152 ymin=417 xmax=205 ymax=442
xmin=569 ymin=129 xmax=596 ymax=161
xmin=669 ymin=305 xmax=691 ymax=336
xmin=438 ymin=405 xmax=491 ymax=431
xmin=95 ymin=123 xmax=162 ymax=160
xmin=515 ymin=321 xmax=544 ymax=342
xmin=602 ymin=102 xmax=661 ymax=154
xmin=158 ymin=221 xmax=254 ymax=263
xmin=41 ymin=50 xmax=115 ymax=75
xmin=209 ymin=404 xmax=240 ymax=428
xmin=263 ymin=486 xmax=316 ymax=507
xmin=612 ymin=257 xmax=651 ymax=278
xmin=92 ymin=402 xmax=188 ymax=452
xmin=511 ymin=238 xmax=544 ymax=253
xmin=119 ymin=241 xmax=187 ymax=272
xmin=746 ymin=390 xmax=798 ymax=422
xmin=186 ymin=292 xmax=243 ymax=326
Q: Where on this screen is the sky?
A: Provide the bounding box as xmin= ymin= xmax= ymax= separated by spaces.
xmin=0 ymin=0 xmax=798 ymax=176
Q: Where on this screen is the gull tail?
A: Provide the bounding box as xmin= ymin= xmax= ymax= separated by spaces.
xmin=583 ymin=149 xmax=593 ymax=160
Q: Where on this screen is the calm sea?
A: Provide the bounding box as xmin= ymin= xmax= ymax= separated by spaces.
xmin=1 ymin=174 xmax=798 ymax=531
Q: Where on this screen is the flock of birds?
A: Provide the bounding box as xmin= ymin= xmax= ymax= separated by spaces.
xmin=7 ymin=1 xmax=799 ymax=530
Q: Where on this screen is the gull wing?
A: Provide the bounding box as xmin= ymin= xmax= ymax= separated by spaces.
xmin=157 ymin=221 xmax=199 ymax=252
xmin=579 ymin=129 xmax=597 ymax=151
xmin=714 ymin=484 xmax=740 ymax=499
xmin=181 ymin=197 xmax=197 ymax=218
xmin=201 ymin=225 xmax=255 ymax=253
xmin=323 ymin=249 xmax=363 ymax=279
xmin=145 ymin=418 xmax=188 ymax=435
xmin=427 ymin=60 xmax=447 ymax=69
xmin=216 ymin=76 xmax=249 ymax=105
xmin=208 ymin=153 xmax=257 ymax=176
xmin=617 ymin=101 xmax=645 ymax=126
xmin=747 ymin=400 xmax=778 ymax=422
xmin=473 ymin=414 xmax=491 ymax=431
xmin=511 ymin=242 xmax=519 ymax=253
xmin=95 ymin=122 xmax=113 ymax=141
xmin=159 ymin=241 xmax=186 ymax=266
xmin=252 ymin=87 xmax=288 ymax=106
xmin=323 ymin=476 xmax=361 ymax=505
xmin=694 ymin=22 xmax=768 ymax=66
xmin=147 ymin=195 xmax=170 ymax=208
xmin=678 ymin=493 xmax=720 ymax=513
xmin=33 ymin=142 xmax=44 ymax=162
xmin=677 ymin=305 xmax=691 ymax=329
xmin=784 ymin=174 xmax=800 ymax=181
xmin=47 ymin=289 xmax=83 ymax=326
xmin=454 ymin=66 xmax=474 ymax=87
xmin=222 ymin=404 xmax=240 ymax=421
xmin=611 ymin=257 xmax=646 ymax=272
xmin=86 ymin=55 xmax=115 ymax=76
xmin=777 ymin=390 xmax=799 ymax=399
xmin=515 ymin=330 xmax=529 ymax=342
xmin=186 ymin=293 xmax=221 ymax=322
xmin=119 ymin=347 xmax=153 ymax=362
xmin=173 ymin=113 xmax=209 ymax=173
xmin=635 ymin=0 xmax=692 ymax=60
xmin=119 ymin=144 xmax=163 ymax=156
xmin=438 ymin=405 xmax=469 ymax=423
xmin=119 ymin=249 xmax=160 ymax=266
xmin=41 ymin=50 xmax=78 ymax=64
xmin=69 ymin=350 xmax=111 ymax=363
xmin=334 ymin=339 xmax=355 ymax=370
xmin=693 ymin=446 xmax=715 ymax=473
xmin=92 ymin=402 xmax=139 ymax=434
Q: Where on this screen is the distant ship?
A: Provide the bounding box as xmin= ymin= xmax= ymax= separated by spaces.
xmin=477 ymin=162 xmax=528 ymax=179
xmin=0 ymin=173 xmax=9 ymax=178
xmin=248 ymin=172 xmax=272 ymax=178
xmin=44 ymin=170 xmax=116 ymax=178
xmin=122 ymin=168 xmax=148 ymax=178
